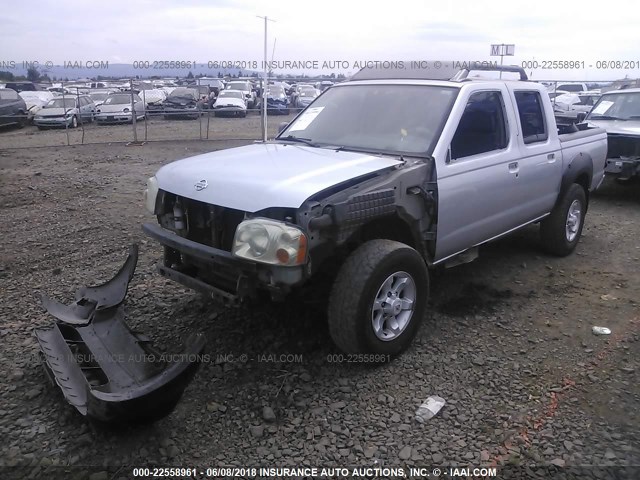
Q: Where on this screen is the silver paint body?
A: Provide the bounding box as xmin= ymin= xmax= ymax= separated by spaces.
xmin=154 ymin=78 xmax=607 ymax=264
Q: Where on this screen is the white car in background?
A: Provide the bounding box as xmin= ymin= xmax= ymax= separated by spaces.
xmin=552 ymin=92 xmax=601 ymax=114
xmin=88 ymin=89 xmax=117 ymax=107
xmin=19 ymin=91 xmax=56 ymax=123
xmin=95 ymin=93 xmax=145 ymax=124
xmin=135 ymin=84 xmax=167 ymax=105
xmin=33 ymin=95 xmax=96 ymax=129
xmin=212 ymin=90 xmax=247 ymax=117
xmin=225 ymin=80 xmax=256 ymax=109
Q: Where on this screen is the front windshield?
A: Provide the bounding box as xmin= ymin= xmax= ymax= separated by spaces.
xmin=104 ymin=95 xmax=131 ymax=105
xmin=558 ymin=84 xmax=583 ymax=92
xmin=279 ymin=84 xmax=458 ymax=156
xmin=267 ymin=86 xmax=285 ymax=98
xmin=47 ymin=98 xmax=76 ymax=108
xmin=587 ymin=92 xmax=640 ymax=120
xmin=218 ymin=91 xmax=243 ymax=99
xmin=299 ymin=87 xmax=317 ymax=96
xmin=227 ymin=82 xmax=249 ymax=91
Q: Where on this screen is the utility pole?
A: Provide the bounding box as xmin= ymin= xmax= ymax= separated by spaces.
xmin=257 ymin=15 xmax=275 ymax=142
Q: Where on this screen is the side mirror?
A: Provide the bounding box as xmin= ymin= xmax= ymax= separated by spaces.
xmin=576 ymin=112 xmax=587 ymax=123
xmin=278 ymin=122 xmax=288 ymax=134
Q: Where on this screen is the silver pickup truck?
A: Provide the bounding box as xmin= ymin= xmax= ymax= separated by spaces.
xmin=142 ymin=65 xmax=607 ymax=357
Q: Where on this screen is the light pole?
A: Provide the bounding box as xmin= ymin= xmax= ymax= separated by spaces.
xmin=257 ymin=15 xmax=275 ymax=142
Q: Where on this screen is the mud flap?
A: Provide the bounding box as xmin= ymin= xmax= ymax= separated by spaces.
xmin=34 ymin=245 xmax=206 ymax=423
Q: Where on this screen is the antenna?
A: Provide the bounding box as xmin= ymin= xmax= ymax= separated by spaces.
xmin=256 ymin=15 xmax=276 ymax=142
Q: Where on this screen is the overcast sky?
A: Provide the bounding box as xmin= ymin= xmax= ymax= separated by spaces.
xmin=3 ymin=0 xmax=640 ymax=81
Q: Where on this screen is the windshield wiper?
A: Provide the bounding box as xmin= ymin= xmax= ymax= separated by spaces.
xmin=279 ymin=135 xmax=319 ymax=147
xmin=589 ymin=115 xmax=623 ymax=120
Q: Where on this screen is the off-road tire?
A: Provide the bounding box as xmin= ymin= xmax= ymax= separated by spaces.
xmin=540 ymin=183 xmax=586 ymax=256
xmin=328 ymin=240 xmax=429 ymax=356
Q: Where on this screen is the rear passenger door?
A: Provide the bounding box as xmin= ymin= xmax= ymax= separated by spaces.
xmin=435 ymin=86 xmax=523 ymax=262
xmin=509 ymin=89 xmax=562 ymax=220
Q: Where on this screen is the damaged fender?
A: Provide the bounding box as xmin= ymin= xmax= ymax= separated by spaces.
xmin=34 ymin=245 xmax=206 ymax=423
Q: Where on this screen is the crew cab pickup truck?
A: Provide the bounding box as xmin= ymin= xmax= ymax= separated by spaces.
xmin=142 ymin=65 xmax=607 ymax=356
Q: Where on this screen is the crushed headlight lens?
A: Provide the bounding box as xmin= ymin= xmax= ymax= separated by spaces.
xmin=232 ymin=218 xmax=307 ymax=266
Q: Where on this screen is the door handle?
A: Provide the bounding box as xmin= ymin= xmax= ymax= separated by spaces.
xmin=508 ymin=162 xmax=519 ymax=173
xmin=547 ymin=153 xmax=555 ymax=160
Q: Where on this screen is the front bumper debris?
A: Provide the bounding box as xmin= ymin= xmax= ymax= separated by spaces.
xmin=34 ymin=245 xmax=206 ymax=423
xmin=605 ymin=156 xmax=640 ymax=180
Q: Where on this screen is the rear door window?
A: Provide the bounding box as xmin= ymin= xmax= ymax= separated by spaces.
xmin=514 ymin=91 xmax=548 ymax=144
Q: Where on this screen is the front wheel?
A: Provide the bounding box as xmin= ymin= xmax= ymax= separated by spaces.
xmin=328 ymin=240 xmax=429 ymax=356
xmin=70 ymin=115 xmax=78 ymax=128
xmin=540 ymin=183 xmax=586 ymax=256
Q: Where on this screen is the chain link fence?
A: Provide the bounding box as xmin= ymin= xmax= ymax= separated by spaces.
xmin=0 ymin=77 xmax=327 ymax=149
xmin=1 ymin=77 xmax=636 ymax=150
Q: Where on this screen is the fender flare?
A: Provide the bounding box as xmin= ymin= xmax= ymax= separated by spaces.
xmin=558 ymin=151 xmax=593 ymax=208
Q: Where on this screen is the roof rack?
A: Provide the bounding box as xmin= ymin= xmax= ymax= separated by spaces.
xmin=348 ymin=62 xmax=528 ymax=82
xmin=451 ymin=65 xmax=528 ymax=81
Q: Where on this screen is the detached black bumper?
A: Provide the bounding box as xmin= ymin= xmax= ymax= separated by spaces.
xmin=35 ymin=245 xmax=206 ymax=423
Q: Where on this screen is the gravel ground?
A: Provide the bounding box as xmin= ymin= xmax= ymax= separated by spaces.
xmin=0 ymin=123 xmax=638 ymax=479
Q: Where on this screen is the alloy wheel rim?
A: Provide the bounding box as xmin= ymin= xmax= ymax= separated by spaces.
xmin=566 ymin=199 xmax=582 ymax=242
xmin=371 ymin=271 xmax=416 ymax=341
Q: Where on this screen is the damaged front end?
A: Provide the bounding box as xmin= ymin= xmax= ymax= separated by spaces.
xmin=34 ymin=245 xmax=206 ymax=423
xmin=605 ymin=133 xmax=640 ymax=181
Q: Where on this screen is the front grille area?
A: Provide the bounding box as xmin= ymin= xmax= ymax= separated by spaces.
xmin=180 ymin=197 xmax=246 ymax=252
xmin=608 ymin=134 xmax=640 ymax=158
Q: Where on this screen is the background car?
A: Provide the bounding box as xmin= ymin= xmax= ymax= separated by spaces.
xmin=265 ymin=84 xmax=290 ymax=115
xmin=314 ymin=80 xmax=334 ymax=92
xmin=88 ymin=89 xmax=117 ymax=107
xmin=225 ymin=81 xmax=257 ymax=109
xmin=163 ymin=87 xmax=202 ymax=120
xmin=293 ymin=84 xmax=320 ymax=110
xmin=552 ymin=92 xmax=602 ymax=113
xmin=95 ymin=93 xmax=145 ymax=124
xmin=0 ymin=88 xmax=28 ymax=128
xmin=212 ymin=90 xmax=247 ymax=117
xmin=131 ymin=83 xmax=167 ymax=115
xmin=4 ymin=81 xmax=45 ymax=93
xmin=19 ymin=91 xmax=56 ymax=123
xmin=33 ymin=95 xmax=95 ymax=129
xmin=198 ymin=78 xmax=225 ymax=97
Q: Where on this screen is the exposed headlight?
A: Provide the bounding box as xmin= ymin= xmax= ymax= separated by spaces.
xmin=143 ymin=176 xmax=159 ymax=214
xmin=123 ymin=108 xmax=130 ymax=113
xmin=232 ymin=218 xmax=307 ymax=266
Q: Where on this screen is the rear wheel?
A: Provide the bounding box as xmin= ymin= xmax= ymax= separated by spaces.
xmin=540 ymin=183 xmax=586 ymax=256
xmin=328 ymin=240 xmax=429 ymax=355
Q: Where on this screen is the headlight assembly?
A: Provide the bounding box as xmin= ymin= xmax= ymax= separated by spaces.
xmin=232 ymin=218 xmax=307 ymax=266
xmin=143 ymin=176 xmax=159 ymax=214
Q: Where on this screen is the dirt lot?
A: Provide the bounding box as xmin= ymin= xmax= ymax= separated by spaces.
xmin=0 ymin=121 xmax=639 ymax=479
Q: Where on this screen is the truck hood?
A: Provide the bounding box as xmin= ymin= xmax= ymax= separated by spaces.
xmin=587 ymin=119 xmax=640 ymax=136
xmin=155 ymin=143 xmax=403 ymax=212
